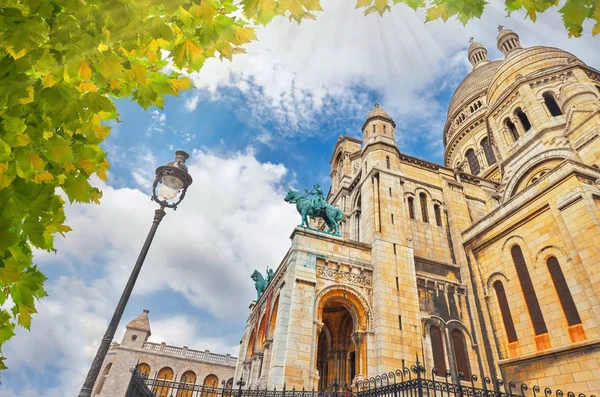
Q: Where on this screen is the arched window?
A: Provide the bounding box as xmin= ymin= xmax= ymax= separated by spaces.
xmin=511 ymin=245 xmax=547 ymax=335
xmin=408 ymin=197 xmax=415 ymax=220
xmin=543 ymin=92 xmax=563 ymax=116
xmin=493 ymin=281 xmax=518 ymax=342
xmin=138 ymin=363 xmax=151 ymax=377
xmin=372 ymin=124 xmax=376 ymax=135
xmin=434 ymin=204 xmax=442 ymax=227
xmin=154 ymin=367 xmax=174 ymax=397
xmin=595 ymin=84 xmax=600 ymax=94
xmin=202 ymin=375 xmax=219 ymax=397
xmin=465 ymin=149 xmax=480 ymax=175
xmin=505 ymin=118 xmax=519 ymax=142
xmin=480 ymin=137 xmax=496 ymax=166
xmin=547 ymin=256 xmax=581 ymax=326
xmin=430 ymin=326 xmax=446 ymax=373
xmin=419 ymin=193 xmax=429 ymax=223
xmin=451 ymin=330 xmax=471 ymax=377
xmin=94 ymin=363 xmax=112 ymax=395
xmin=383 ymin=125 xmax=387 ymax=134
xmin=386 ymin=156 xmax=390 ymax=169
xmin=177 ymin=371 xmax=197 ymax=397
xmin=515 ymin=108 xmax=532 ymax=132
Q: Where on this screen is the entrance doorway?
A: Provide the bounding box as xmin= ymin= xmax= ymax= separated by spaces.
xmin=316 ymin=301 xmax=357 ymax=390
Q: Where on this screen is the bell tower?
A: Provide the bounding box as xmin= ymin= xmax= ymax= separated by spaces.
xmin=362 ymin=103 xmax=396 ymax=148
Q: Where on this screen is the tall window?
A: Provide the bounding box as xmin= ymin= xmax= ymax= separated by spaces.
xmin=434 ymin=204 xmax=442 ymax=227
xmin=505 ymin=118 xmax=519 ymax=142
xmin=408 ymin=197 xmax=415 ymax=219
xmin=419 ymin=193 xmax=429 ymax=223
xmin=465 ymin=149 xmax=480 ymax=175
xmin=547 ymin=256 xmax=581 ymax=326
xmin=543 ymin=92 xmax=563 ymax=116
xmin=154 ymin=367 xmax=174 ymax=397
xmin=372 ymin=124 xmax=376 ymax=135
xmin=451 ymin=330 xmax=471 ymax=377
xmin=493 ymin=281 xmax=518 ymax=343
xmin=430 ymin=326 xmax=446 ymax=373
xmin=511 ymin=245 xmax=547 ymax=335
xmin=177 ymin=371 xmax=197 ymax=397
xmin=386 ymin=156 xmax=390 ymax=169
xmin=480 ymin=137 xmax=496 ymax=166
xmin=515 ymin=108 xmax=532 ymax=132
xmin=383 ymin=125 xmax=387 ymax=134
xmin=94 ymin=363 xmax=112 ymax=395
xmin=202 ymin=375 xmax=219 ymax=397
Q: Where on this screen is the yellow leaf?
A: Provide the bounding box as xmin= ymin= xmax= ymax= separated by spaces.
xmin=78 ymin=60 xmax=93 ymax=80
xmin=78 ymin=159 xmax=97 ymax=174
xmin=356 ymin=0 xmax=371 ymax=8
xmin=31 ymin=153 xmax=45 ymax=171
xmin=233 ymin=26 xmax=257 ymax=45
xmin=174 ymin=39 xmax=204 ymax=69
xmin=594 ymin=23 xmax=600 ymax=36
xmin=426 ymin=3 xmax=448 ymax=21
xmin=15 ymin=134 xmax=31 ymax=147
xmin=169 ymin=77 xmax=194 ymax=95
xmin=109 ymin=79 xmax=122 ymax=90
xmin=77 ymin=81 xmax=98 ymax=92
xmin=98 ymin=160 xmax=109 ymax=181
xmin=42 ymin=74 xmax=58 ymax=88
xmin=6 ymin=46 xmax=27 ymax=59
xmin=63 ymin=162 xmax=76 ymax=174
xmin=58 ymin=174 xmax=66 ymax=184
xmin=43 ymin=131 xmax=54 ymax=139
xmin=130 ymin=63 xmax=147 ymax=84
xmin=18 ymin=86 xmax=34 ymax=104
xmin=98 ymin=43 xmax=109 ymax=52
xmin=34 ymin=171 xmax=54 ymax=183
xmin=190 ymin=2 xmax=216 ymax=24
xmin=93 ymin=125 xmax=111 ymax=141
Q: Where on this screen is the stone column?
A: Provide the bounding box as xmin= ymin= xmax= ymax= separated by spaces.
xmin=352 ymin=332 xmax=366 ymax=382
xmin=259 ymin=340 xmax=273 ymax=387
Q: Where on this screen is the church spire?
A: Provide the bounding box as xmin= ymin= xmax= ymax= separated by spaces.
xmin=496 ymin=25 xmax=522 ymax=57
xmin=467 ymin=37 xmax=491 ymax=70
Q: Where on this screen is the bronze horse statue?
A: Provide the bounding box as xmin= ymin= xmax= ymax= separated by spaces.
xmin=284 ymin=189 xmax=342 ymax=235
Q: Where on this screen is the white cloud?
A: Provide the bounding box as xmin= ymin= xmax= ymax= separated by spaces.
xmin=186 ymin=1 xmax=600 ymax=137
xmin=147 ymin=110 xmax=167 ymax=135
xmin=3 ymin=149 xmax=298 ymax=396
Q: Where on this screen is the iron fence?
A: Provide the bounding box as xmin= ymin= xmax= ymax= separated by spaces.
xmin=126 ymin=362 xmax=598 ymax=397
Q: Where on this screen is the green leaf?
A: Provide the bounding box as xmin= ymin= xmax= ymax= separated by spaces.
xmin=43 ymin=138 xmax=74 ymax=164
xmin=22 ymin=215 xmax=46 ymax=248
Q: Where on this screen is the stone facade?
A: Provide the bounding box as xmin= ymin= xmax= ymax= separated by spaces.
xmin=234 ymin=28 xmax=600 ymax=394
xmin=92 ymin=310 xmax=237 ymax=396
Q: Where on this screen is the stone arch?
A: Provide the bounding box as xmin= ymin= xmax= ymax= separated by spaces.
xmin=502 ymin=235 xmax=531 ymax=259
xmin=486 ymin=272 xmax=510 ymax=292
xmin=446 ymin=319 xmax=475 ymax=346
xmin=534 ymin=245 xmax=571 ymax=267
xmin=315 ymin=285 xmax=372 ymax=330
xmin=257 ymin=311 xmax=268 ymax=350
xmin=504 ymin=149 xmax=573 ymax=200
xmin=268 ymin=294 xmax=280 ymax=338
xmin=246 ymin=327 xmax=257 ymax=359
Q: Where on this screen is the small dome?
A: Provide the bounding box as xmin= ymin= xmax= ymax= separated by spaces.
xmin=367 ymin=103 xmax=391 ymax=119
xmin=467 ymin=39 xmax=491 ymax=70
xmin=496 ymin=26 xmax=522 ymax=57
xmin=363 ymin=103 xmax=396 ymax=128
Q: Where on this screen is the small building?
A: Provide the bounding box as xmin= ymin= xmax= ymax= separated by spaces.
xmin=93 ymin=310 xmax=237 ymax=396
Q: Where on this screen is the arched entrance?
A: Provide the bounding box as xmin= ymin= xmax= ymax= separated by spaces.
xmin=315 ymin=288 xmax=369 ymax=390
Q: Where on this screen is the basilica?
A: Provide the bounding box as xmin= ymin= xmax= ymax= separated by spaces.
xmin=234 ymin=27 xmax=600 ymax=393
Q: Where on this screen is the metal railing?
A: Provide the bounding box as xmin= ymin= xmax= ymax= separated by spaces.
xmin=126 ymin=362 xmax=598 ymax=397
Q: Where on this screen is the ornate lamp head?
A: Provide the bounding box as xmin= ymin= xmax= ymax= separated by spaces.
xmin=152 ymin=150 xmax=193 ymax=209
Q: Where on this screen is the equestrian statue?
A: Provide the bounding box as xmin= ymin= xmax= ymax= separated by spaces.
xmin=284 ymin=183 xmax=343 ymax=235
xmin=251 ymin=269 xmax=269 ymax=300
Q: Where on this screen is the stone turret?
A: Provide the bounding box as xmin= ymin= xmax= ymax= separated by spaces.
xmin=496 ymin=25 xmax=522 ymax=58
xmin=468 ymin=38 xmax=491 ymax=70
xmin=121 ymin=309 xmax=151 ymax=348
xmin=362 ymin=103 xmax=396 ymax=148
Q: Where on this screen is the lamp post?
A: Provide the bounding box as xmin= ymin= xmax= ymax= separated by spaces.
xmin=78 ymin=151 xmax=193 ymax=397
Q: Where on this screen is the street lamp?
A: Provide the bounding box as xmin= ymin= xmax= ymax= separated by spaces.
xmin=78 ymin=150 xmax=193 ymax=397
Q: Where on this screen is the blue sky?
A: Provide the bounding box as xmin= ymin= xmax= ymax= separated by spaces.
xmin=2 ymin=2 xmax=600 ymax=396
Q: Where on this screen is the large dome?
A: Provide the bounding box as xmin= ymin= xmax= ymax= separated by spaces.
xmin=486 ymin=46 xmax=581 ymax=107
xmin=446 ymin=61 xmax=502 ymax=120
